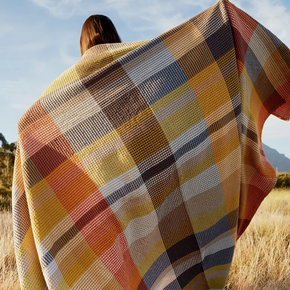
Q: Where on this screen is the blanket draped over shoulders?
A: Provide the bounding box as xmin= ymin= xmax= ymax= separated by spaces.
xmin=12 ymin=0 xmax=290 ymax=289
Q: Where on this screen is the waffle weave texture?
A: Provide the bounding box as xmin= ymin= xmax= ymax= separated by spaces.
xmin=12 ymin=0 xmax=290 ymax=289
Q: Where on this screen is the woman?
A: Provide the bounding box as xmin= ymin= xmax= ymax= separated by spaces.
xmin=80 ymin=15 xmax=122 ymax=56
xmin=12 ymin=1 xmax=290 ymax=289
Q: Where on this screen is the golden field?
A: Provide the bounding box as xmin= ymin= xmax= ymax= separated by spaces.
xmin=1 ymin=189 xmax=289 ymax=290
xmin=0 ymin=210 xmax=18 ymax=290
xmin=225 ymin=189 xmax=290 ymax=289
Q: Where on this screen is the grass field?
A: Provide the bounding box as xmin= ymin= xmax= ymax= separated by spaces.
xmin=1 ymin=189 xmax=289 ymax=289
xmin=225 ymin=189 xmax=290 ymax=289
xmin=0 ymin=210 xmax=18 ymax=290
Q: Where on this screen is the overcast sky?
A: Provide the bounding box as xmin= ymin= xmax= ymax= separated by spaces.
xmin=1 ymin=0 xmax=290 ymax=158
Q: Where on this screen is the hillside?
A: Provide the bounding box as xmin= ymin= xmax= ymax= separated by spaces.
xmin=0 ymin=134 xmax=16 ymax=209
xmin=263 ymin=143 xmax=290 ymax=173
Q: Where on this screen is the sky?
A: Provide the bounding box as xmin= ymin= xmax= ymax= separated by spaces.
xmin=0 ymin=0 xmax=290 ymax=158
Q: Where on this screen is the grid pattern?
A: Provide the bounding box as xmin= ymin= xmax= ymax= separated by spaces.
xmin=12 ymin=0 xmax=290 ymax=289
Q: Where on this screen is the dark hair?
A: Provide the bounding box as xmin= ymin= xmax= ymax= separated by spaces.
xmin=80 ymin=15 xmax=121 ymax=56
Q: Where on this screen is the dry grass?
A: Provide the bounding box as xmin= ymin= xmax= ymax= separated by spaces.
xmin=0 ymin=210 xmax=19 ymax=290
xmin=226 ymin=189 xmax=290 ymax=289
xmin=0 ymin=189 xmax=289 ymax=290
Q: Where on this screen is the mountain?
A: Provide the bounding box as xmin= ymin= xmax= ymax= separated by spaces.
xmin=263 ymin=143 xmax=290 ymax=173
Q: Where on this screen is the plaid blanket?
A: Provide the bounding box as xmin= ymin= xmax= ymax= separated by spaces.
xmin=12 ymin=0 xmax=290 ymax=289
